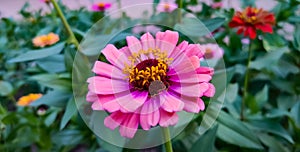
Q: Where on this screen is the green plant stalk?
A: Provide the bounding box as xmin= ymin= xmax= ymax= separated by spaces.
xmin=177 ymin=0 xmax=183 ymax=23
xmin=241 ymin=41 xmax=253 ymax=121
xmin=162 ymin=127 xmax=173 ymax=152
xmin=50 ymin=0 xmax=79 ymax=49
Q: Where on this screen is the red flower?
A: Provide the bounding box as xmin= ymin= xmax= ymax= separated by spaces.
xmin=229 ymin=7 xmax=276 ymax=39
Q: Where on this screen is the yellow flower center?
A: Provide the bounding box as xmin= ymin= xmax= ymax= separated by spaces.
xmin=123 ymin=48 xmax=173 ymax=92
xmin=98 ymin=3 xmax=105 ymax=8
xmin=240 ymin=8 xmax=260 ymax=24
xmin=164 ymin=3 xmax=171 ymax=10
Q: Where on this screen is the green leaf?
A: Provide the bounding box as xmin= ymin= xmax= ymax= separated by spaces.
xmin=64 ymin=45 xmax=76 ymax=72
xmin=262 ymin=33 xmax=286 ymax=52
xmin=249 ymin=47 xmax=289 ymax=70
xmin=216 ymin=111 xmax=263 ymax=149
xmin=225 ymin=83 xmax=238 ymax=103
xmin=255 ymin=85 xmax=268 ymax=108
xmin=292 ymin=24 xmax=300 ymax=51
xmin=189 ymin=125 xmax=218 ymax=152
xmin=52 ymin=130 xmax=83 ymax=146
xmin=44 ymin=111 xmax=58 ymax=127
xmin=247 ymin=119 xmax=294 ymax=144
xmin=60 ymin=97 xmax=77 ymax=130
xmin=8 ymin=42 xmax=65 ymax=63
xmin=30 ymin=90 xmax=71 ymax=107
xmin=36 ymin=55 xmax=66 ymax=73
xmin=30 ymin=73 xmax=72 ymax=91
xmin=257 ymin=133 xmax=289 ymax=152
xmin=0 ymin=81 xmax=13 ymax=96
xmin=291 ymin=102 xmax=300 ymax=128
xmin=174 ymin=17 xmax=225 ymax=37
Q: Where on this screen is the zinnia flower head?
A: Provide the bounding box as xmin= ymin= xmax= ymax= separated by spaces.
xmin=211 ymin=2 xmax=223 ymax=9
xmin=91 ymin=2 xmax=111 ymax=12
xmin=17 ymin=93 xmax=42 ymax=106
xmin=157 ymin=2 xmax=178 ymax=13
xmin=86 ymin=30 xmax=215 ymax=138
xmin=40 ymin=0 xmax=50 ymax=3
xmin=32 ymin=32 xmax=59 ymax=47
xmin=229 ymin=7 xmax=276 ymax=39
xmin=199 ymin=43 xmax=224 ymax=60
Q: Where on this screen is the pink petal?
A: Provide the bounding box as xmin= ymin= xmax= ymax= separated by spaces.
xmin=185 ymin=44 xmax=204 ymax=58
xmin=190 ymin=56 xmax=200 ymax=68
xmin=203 ymin=83 xmax=215 ymax=97
xmin=198 ymin=98 xmax=205 ymax=111
xmin=86 ymin=91 xmax=98 ymax=102
xmin=117 ymin=90 xmax=148 ymax=113
xmin=104 ymin=111 xmax=124 ymax=130
xmin=156 ymin=30 xmax=178 ymax=56
xmin=119 ymin=113 xmax=139 ymax=138
xmin=102 ymin=44 xmax=129 ymax=69
xmin=139 ymin=96 xmax=160 ymax=129
xmin=169 ymin=71 xmax=210 ymax=84
xmin=92 ymin=61 xmax=125 ymax=80
xmin=160 ymin=91 xmax=184 ymax=112
xmin=169 ymin=82 xmax=209 ymax=97
xmin=101 ymin=94 xmax=120 ymax=112
xmin=91 ymin=101 xmax=103 ymax=110
xmin=141 ymin=32 xmax=155 ymax=51
xmin=119 ymin=46 xmax=132 ymax=57
xmin=126 ymin=36 xmax=142 ymax=54
xmin=181 ymin=95 xmax=201 ymax=113
xmin=196 ymin=67 xmax=214 ymax=76
xmin=159 ymin=109 xmax=178 ymax=127
xmin=170 ymin=54 xmax=197 ymax=75
xmin=87 ymin=76 xmax=129 ymax=94
xmin=169 ymin=40 xmax=189 ymax=59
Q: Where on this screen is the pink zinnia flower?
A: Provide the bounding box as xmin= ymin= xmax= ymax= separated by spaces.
xmin=86 ymin=30 xmax=215 ymax=138
xmin=199 ymin=43 xmax=224 ymax=60
xmin=211 ymin=2 xmax=223 ymax=9
xmin=157 ymin=2 xmax=178 ymax=13
xmin=40 ymin=0 xmax=50 ymax=3
xmin=91 ymin=2 xmax=111 ymax=12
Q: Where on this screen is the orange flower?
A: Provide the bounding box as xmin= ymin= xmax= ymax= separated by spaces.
xmin=32 ymin=32 xmax=59 ymax=47
xmin=229 ymin=7 xmax=275 ymax=39
xmin=17 ymin=93 xmax=42 ymax=106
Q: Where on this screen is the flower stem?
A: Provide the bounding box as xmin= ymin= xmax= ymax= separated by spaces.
xmin=50 ymin=0 xmax=79 ymax=49
xmin=177 ymin=0 xmax=183 ymax=23
xmin=241 ymin=41 xmax=253 ymax=121
xmin=162 ymin=127 xmax=173 ymax=152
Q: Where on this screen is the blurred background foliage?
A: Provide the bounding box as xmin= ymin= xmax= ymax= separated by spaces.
xmin=0 ymin=0 xmax=300 ymax=151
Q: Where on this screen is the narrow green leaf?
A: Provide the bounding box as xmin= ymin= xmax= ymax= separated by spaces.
xmin=30 ymin=90 xmax=71 ymax=107
xmin=189 ymin=125 xmax=218 ymax=152
xmin=248 ymin=119 xmax=294 ymax=144
xmin=249 ymin=47 xmax=289 ymax=70
xmin=44 ymin=111 xmax=58 ymax=127
xmin=60 ymin=97 xmax=77 ymax=130
xmin=216 ymin=111 xmax=263 ymax=149
xmin=255 ymin=85 xmax=268 ymax=108
xmin=36 ymin=55 xmax=66 ymax=73
xmin=8 ymin=42 xmax=65 ymax=63
xmin=257 ymin=133 xmax=289 ymax=152
xmin=174 ymin=17 xmax=225 ymax=37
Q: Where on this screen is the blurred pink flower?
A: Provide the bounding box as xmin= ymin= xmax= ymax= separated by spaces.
xmin=241 ymin=38 xmax=250 ymax=45
xmin=132 ymin=25 xmax=161 ymax=35
xmin=199 ymin=43 xmax=224 ymax=60
xmin=211 ymin=2 xmax=223 ymax=9
xmin=91 ymin=2 xmax=111 ymax=12
xmin=40 ymin=0 xmax=50 ymax=3
xmin=87 ymin=30 xmax=215 ymax=138
xmin=157 ymin=2 xmax=178 ymax=13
